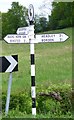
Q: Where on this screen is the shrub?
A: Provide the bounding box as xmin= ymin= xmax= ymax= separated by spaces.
xmin=2 ymin=83 xmax=72 ymax=117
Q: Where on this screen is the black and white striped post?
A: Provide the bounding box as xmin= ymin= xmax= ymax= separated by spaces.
xmin=28 ymin=4 xmax=36 ymax=115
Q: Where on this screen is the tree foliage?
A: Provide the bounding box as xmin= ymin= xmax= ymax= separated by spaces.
xmin=2 ymin=2 xmax=28 ymax=38
xmin=2 ymin=2 xmax=74 ymax=37
xmin=35 ymin=2 xmax=74 ymax=32
xmin=0 ymin=11 xmax=2 ymax=39
xmin=48 ymin=2 xmax=73 ymax=30
xmin=35 ymin=15 xmax=48 ymax=33
xmin=39 ymin=17 xmax=48 ymax=32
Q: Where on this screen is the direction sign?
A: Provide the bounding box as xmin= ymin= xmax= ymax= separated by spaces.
xmin=0 ymin=55 xmax=18 ymax=72
xmin=36 ymin=33 xmax=69 ymax=43
xmin=17 ymin=25 xmax=34 ymax=36
xmin=4 ymin=33 xmax=69 ymax=44
xmin=17 ymin=26 xmax=29 ymax=35
xmin=4 ymin=34 xmax=29 ymax=43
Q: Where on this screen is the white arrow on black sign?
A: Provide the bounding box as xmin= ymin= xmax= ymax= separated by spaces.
xmin=0 ymin=55 xmax=18 ymax=72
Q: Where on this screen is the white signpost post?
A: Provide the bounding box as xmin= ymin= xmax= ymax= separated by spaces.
xmin=4 ymin=4 xmax=69 ymax=116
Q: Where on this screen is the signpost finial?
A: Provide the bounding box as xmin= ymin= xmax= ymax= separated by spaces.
xmin=28 ymin=4 xmax=34 ymax=25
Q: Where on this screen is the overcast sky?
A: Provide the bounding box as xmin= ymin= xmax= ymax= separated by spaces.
xmin=0 ymin=0 xmax=53 ymax=17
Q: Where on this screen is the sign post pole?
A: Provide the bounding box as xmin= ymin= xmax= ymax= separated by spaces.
xmin=28 ymin=4 xmax=36 ymax=115
xmin=0 ymin=55 xmax=18 ymax=116
xmin=5 ymin=72 xmax=12 ymax=116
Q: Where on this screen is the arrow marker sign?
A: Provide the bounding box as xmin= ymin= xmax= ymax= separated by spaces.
xmin=4 ymin=34 xmax=29 ymax=43
xmin=36 ymin=33 xmax=69 ymax=43
xmin=0 ymin=55 xmax=18 ymax=72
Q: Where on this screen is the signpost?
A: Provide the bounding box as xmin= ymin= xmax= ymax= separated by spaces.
xmin=0 ymin=55 xmax=18 ymax=116
xmin=3 ymin=4 xmax=69 ymax=116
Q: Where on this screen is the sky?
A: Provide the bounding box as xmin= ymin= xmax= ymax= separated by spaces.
xmin=0 ymin=0 xmax=54 ymax=17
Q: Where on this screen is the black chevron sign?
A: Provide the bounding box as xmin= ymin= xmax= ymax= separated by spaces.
xmin=0 ymin=55 xmax=18 ymax=72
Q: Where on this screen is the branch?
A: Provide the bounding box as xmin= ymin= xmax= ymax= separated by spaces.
xmin=39 ymin=92 xmax=62 ymax=101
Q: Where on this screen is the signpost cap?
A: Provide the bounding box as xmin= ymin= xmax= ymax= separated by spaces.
xmin=28 ymin=4 xmax=34 ymax=25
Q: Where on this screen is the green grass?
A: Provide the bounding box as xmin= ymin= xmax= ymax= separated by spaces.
xmin=2 ymin=112 xmax=72 ymax=119
xmin=0 ymin=27 xmax=72 ymax=93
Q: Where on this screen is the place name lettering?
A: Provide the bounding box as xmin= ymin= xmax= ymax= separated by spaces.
xmin=8 ymin=35 xmax=27 ymax=39
xmin=16 ymin=35 xmax=21 ymax=38
xmin=10 ymin=39 xmax=20 ymax=43
xmin=10 ymin=39 xmax=28 ymax=43
xmin=18 ymin=28 xmax=28 ymax=31
xmin=17 ymin=32 xmax=28 ymax=35
xmin=8 ymin=36 xmax=14 ymax=38
xmin=42 ymin=39 xmax=54 ymax=42
xmin=41 ymin=34 xmax=55 ymax=38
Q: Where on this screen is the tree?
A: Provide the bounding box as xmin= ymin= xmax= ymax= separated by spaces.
xmin=39 ymin=17 xmax=48 ymax=32
xmin=34 ymin=14 xmax=41 ymax=33
xmin=34 ymin=15 xmax=48 ymax=33
xmin=0 ymin=11 xmax=2 ymax=39
xmin=2 ymin=13 xmax=9 ymax=38
xmin=2 ymin=2 xmax=28 ymax=38
xmin=72 ymin=1 xmax=74 ymax=26
xmin=48 ymin=2 xmax=73 ymax=30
